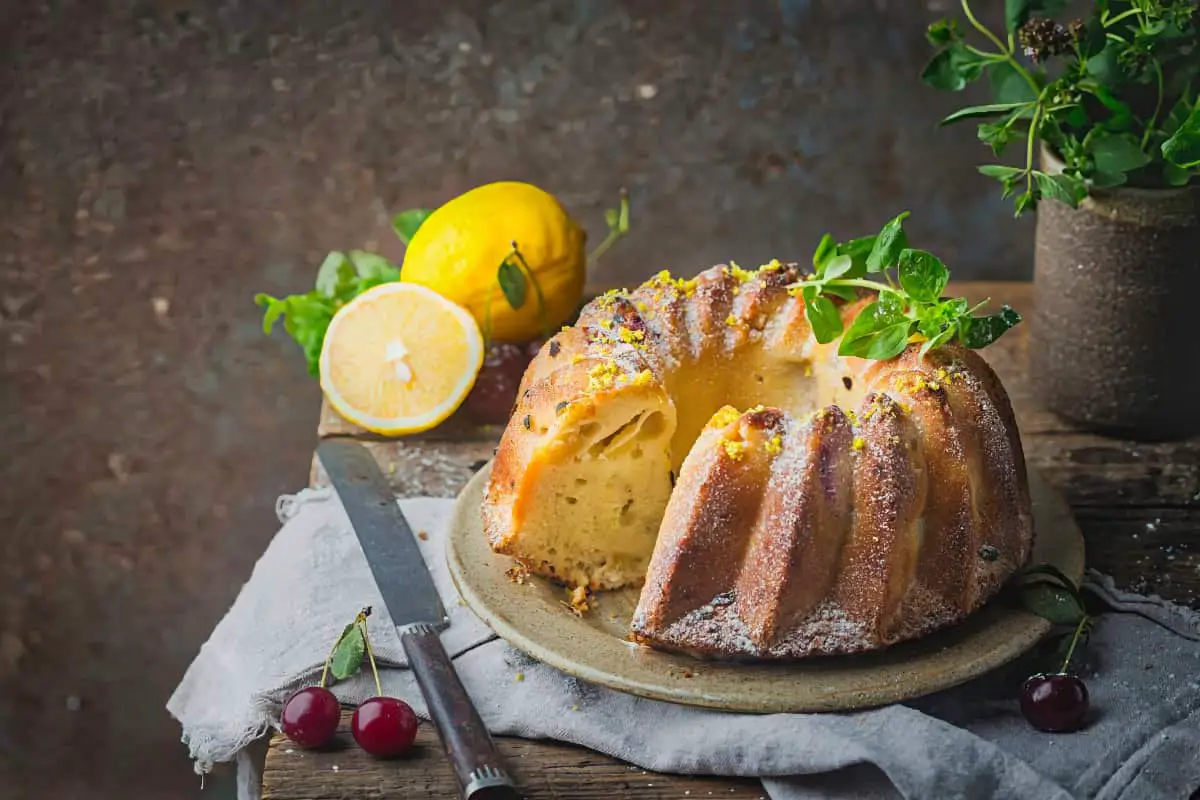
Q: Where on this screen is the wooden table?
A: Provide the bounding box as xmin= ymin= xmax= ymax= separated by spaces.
xmin=261 ymin=281 xmax=1200 ymax=799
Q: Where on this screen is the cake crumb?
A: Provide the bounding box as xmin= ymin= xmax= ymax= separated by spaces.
xmin=417 ymin=530 xmax=429 ymax=541
xmin=505 ymin=564 xmax=532 ymax=585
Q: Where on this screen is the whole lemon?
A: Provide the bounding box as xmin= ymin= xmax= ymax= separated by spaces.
xmin=400 ymin=181 xmax=587 ymax=342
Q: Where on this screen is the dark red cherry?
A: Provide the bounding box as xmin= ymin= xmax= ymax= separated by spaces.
xmin=351 ymin=696 xmax=419 ymax=758
xmin=1020 ymin=673 xmax=1089 ymax=732
xmin=461 ymin=340 xmax=539 ymax=425
xmin=280 ymin=686 xmax=341 ymax=749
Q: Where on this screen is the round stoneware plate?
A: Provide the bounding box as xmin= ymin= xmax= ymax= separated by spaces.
xmin=446 ymin=462 xmax=1084 ymax=713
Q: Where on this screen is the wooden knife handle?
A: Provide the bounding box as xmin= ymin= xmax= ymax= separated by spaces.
xmin=400 ymin=623 xmax=521 ymax=799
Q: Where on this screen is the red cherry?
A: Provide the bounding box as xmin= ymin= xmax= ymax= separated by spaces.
xmin=1020 ymin=673 xmax=1089 ymax=732
xmin=461 ymin=340 xmax=538 ymax=425
xmin=280 ymin=686 xmax=341 ymax=749
xmin=351 ymin=696 xmax=419 ymax=758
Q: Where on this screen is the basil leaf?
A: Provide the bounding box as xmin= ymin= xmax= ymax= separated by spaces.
xmin=1019 ymin=582 xmax=1085 ymax=626
xmin=392 ymin=208 xmax=434 ymax=245
xmin=1033 ymin=171 xmax=1086 ymax=208
xmin=315 ymin=251 xmax=355 ymax=298
xmin=330 ymin=622 xmax=365 ymax=680
xmin=349 ymin=250 xmax=401 ymax=282
xmin=1089 ymin=132 xmax=1151 ymax=176
xmin=1162 ymin=104 xmax=1200 ymax=170
xmin=498 ymin=258 xmax=527 ymax=309
xmin=822 ymin=284 xmax=860 ymax=302
xmin=812 ymin=233 xmax=836 ymax=270
xmin=921 ymin=42 xmax=989 ymax=92
xmin=939 ymin=102 xmax=1031 ymax=127
xmin=802 ymin=286 xmax=844 ymax=344
xmin=897 ymin=248 xmax=949 ymax=304
xmin=961 ymin=305 xmax=1022 ymax=348
xmin=866 ymin=211 xmax=910 ymax=273
xmin=836 ymin=235 xmax=876 ymax=278
xmin=838 ymin=298 xmax=913 ymax=360
xmin=823 ymin=254 xmax=854 ymax=281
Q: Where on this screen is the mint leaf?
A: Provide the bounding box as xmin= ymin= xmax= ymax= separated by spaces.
xmin=498 ymin=258 xmax=527 ymax=309
xmin=925 ymin=18 xmax=959 ymax=47
xmin=1034 ymin=171 xmax=1086 ymax=208
xmin=897 ymin=249 xmax=949 ymax=304
xmin=978 ymin=164 xmax=1025 ymax=179
xmin=315 ymin=252 xmax=355 ymax=298
xmin=838 ymin=297 xmax=913 ymax=360
xmin=866 ymin=212 xmax=910 ymax=273
xmin=961 ymin=305 xmax=1022 ymax=348
xmin=823 ymin=254 xmax=854 ymax=281
xmin=802 ymin=285 xmax=844 ymax=344
xmin=1005 ymin=0 xmax=1068 ymax=35
xmin=1090 ymin=132 xmax=1151 ymax=176
xmin=1020 ymin=582 xmax=1085 ymax=626
xmin=1162 ymin=104 xmax=1200 ymax=170
xmin=939 ymin=102 xmax=1031 ymax=127
xmin=392 ymin=208 xmax=434 ymax=245
xmin=812 ymin=233 xmax=835 ymax=271
xmin=836 ymin=235 xmax=876 ymax=278
xmin=921 ymin=42 xmax=989 ymax=92
xmin=330 ymin=622 xmax=365 ymax=680
xmin=349 ymin=250 xmax=401 ymax=283
xmin=988 ymin=61 xmax=1037 ymax=104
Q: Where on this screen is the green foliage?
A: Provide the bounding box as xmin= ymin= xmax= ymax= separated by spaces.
xmin=255 ymin=250 xmax=402 ymax=376
xmin=799 ymin=212 xmax=1021 ymax=361
xmin=923 ymin=0 xmax=1200 ymax=215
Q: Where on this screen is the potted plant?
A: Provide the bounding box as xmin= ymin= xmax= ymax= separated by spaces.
xmin=922 ymin=0 xmax=1200 ymax=440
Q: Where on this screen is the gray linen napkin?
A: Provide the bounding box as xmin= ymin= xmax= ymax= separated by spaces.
xmin=167 ymin=486 xmax=1200 ymax=800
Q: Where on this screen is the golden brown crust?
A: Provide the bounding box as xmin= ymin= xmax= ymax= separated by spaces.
xmin=483 ymin=260 xmax=1035 ymax=660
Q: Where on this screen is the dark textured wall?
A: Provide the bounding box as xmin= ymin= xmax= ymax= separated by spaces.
xmin=0 ymin=2 xmax=1027 ymax=798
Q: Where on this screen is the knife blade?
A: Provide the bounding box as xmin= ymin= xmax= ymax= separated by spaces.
xmin=317 ymin=439 xmax=520 ymax=800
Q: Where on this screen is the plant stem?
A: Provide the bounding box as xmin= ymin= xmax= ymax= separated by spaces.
xmin=510 ymin=242 xmax=549 ymax=337
xmin=588 ymin=190 xmax=631 ymax=264
xmin=360 ymin=620 xmax=383 ymax=698
xmin=960 ymin=0 xmax=1007 ymax=54
xmin=1104 ymin=7 xmax=1143 ymax=27
xmin=1059 ymin=614 xmax=1089 ymax=673
xmin=319 ymin=635 xmax=339 ymax=688
xmin=1024 ymin=102 xmax=1044 ymax=196
xmin=1142 ymin=58 xmax=1164 ymax=148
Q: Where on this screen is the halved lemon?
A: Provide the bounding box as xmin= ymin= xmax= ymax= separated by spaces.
xmin=319 ymin=282 xmax=485 ymax=435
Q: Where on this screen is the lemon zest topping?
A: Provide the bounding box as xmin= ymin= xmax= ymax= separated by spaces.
xmin=765 ymin=435 xmax=783 ymax=456
xmin=852 ymin=437 xmax=866 ymax=451
xmin=723 ymin=440 xmax=747 ymax=460
xmin=631 ymin=369 xmax=654 ymax=387
xmin=709 ymin=406 xmax=742 ymax=428
xmin=587 ymin=362 xmax=621 ymax=391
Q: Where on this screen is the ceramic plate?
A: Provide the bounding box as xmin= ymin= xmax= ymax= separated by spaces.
xmin=446 ymin=463 xmax=1084 ymax=713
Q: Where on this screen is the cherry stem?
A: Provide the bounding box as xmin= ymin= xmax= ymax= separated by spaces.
xmin=318 ymin=630 xmax=342 ymax=688
xmin=360 ymin=619 xmax=383 ymax=698
xmin=1059 ymin=613 xmax=1089 ymax=674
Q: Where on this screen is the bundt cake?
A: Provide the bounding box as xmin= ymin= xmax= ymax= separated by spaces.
xmin=480 ymin=259 xmax=1034 ymax=659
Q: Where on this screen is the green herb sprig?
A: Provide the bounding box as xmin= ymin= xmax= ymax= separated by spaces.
xmin=792 ymin=211 xmax=1022 ymax=360
xmin=256 ymin=190 xmax=631 ymax=371
xmin=923 ymin=0 xmax=1200 ymax=215
xmin=1013 ymin=564 xmax=1094 ymax=673
xmin=255 ymin=250 xmax=402 ymax=376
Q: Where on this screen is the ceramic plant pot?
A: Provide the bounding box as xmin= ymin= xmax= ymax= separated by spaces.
xmin=1030 ymin=146 xmax=1200 ymax=441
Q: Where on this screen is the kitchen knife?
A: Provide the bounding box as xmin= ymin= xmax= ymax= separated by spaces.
xmin=316 ymin=439 xmax=520 ymax=800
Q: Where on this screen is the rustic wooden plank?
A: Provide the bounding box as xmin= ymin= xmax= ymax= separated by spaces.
xmin=309 ymin=441 xmax=494 ymax=499
xmin=262 ymin=710 xmax=765 ymax=800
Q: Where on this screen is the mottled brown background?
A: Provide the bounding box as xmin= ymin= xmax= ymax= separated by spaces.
xmin=0 ymin=1 xmax=1027 ymax=797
